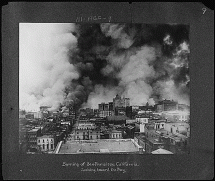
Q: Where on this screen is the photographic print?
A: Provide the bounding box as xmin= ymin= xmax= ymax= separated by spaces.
xmin=19 ymin=23 xmax=190 ymax=154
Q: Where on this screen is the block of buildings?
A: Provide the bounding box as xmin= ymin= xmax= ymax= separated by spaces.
xmin=74 ymin=122 xmax=101 ymax=140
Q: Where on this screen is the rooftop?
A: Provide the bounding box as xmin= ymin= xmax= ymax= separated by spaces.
xmin=107 ymin=116 xmax=129 ymax=121
xmin=151 ymin=148 xmax=173 ymax=154
xmin=111 ymin=130 xmax=122 ymax=133
xmin=28 ymin=128 xmax=40 ymax=132
xmin=38 ymin=135 xmax=54 ymax=138
xmin=57 ymin=139 xmax=140 ymax=154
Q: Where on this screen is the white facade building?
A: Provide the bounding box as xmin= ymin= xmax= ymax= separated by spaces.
xmin=37 ymin=135 xmax=55 ymax=152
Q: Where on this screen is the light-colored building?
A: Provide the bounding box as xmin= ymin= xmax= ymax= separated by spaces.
xmin=26 ymin=111 xmax=42 ymax=119
xmin=37 ymin=135 xmax=55 ymax=152
xmin=74 ymin=122 xmax=101 ymax=140
xmin=136 ymin=118 xmax=149 ymax=124
xmin=109 ymin=130 xmax=122 ymax=139
xmin=154 ymin=121 xmax=166 ymax=130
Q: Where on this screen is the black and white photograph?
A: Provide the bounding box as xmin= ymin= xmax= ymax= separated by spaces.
xmin=19 ymin=23 xmax=190 ymax=154
xmin=3 ymin=2 xmax=214 ymax=180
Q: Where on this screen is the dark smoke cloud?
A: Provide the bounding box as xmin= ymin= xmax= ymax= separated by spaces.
xmin=20 ymin=23 xmax=190 ymax=111
xmin=63 ymin=23 xmax=190 ymax=109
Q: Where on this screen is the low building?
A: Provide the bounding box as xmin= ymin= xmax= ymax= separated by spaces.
xmin=109 ymin=130 xmax=122 ymax=139
xmin=126 ymin=125 xmax=135 ymax=138
xmin=106 ymin=115 xmax=128 ymax=125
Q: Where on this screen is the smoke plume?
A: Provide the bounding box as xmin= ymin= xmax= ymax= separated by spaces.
xmin=19 ymin=23 xmax=190 ymax=111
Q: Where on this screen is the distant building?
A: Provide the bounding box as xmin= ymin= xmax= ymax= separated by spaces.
xmin=113 ymin=94 xmax=130 ymax=115
xmin=162 ymin=111 xmax=190 ymax=122
xmin=39 ymin=106 xmax=51 ymax=119
xmin=62 ymin=110 xmax=69 ymax=117
xmin=155 ymin=99 xmax=178 ymax=112
xmin=125 ymin=106 xmax=132 ymax=119
xmin=19 ymin=110 xmax=26 ymax=119
xmin=94 ymin=109 xmax=99 ymax=117
xmin=106 ymin=115 xmax=128 ymax=125
xmin=178 ymin=104 xmax=190 ymax=111
xmin=126 ymin=125 xmax=135 ymax=138
xmin=114 ymin=107 xmax=126 ymax=116
xmin=136 ymin=118 xmax=149 ymax=124
xmin=109 ymin=102 xmax=113 ymax=111
xmin=98 ymin=103 xmax=114 ymax=118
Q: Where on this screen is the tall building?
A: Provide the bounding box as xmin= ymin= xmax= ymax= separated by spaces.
xmin=126 ymin=106 xmax=132 ymax=119
xmin=109 ymin=102 xmax=113 ymax=111
xmin=98 ymin=102 xmax=113 ymax=118
xmin=113 ymin=94 xmax=130 ymax=115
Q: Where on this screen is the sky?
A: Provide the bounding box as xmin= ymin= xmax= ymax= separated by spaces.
xmin=19 ymin=23 xmax=190 ymax=111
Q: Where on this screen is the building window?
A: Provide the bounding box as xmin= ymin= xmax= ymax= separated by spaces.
xmin=43 ymin=139 xmax=44 ymax=143
xmin=43 ymin=144 xmax=45 ymax=149
xmin=51 ymin=144 xmax=53 ymax=149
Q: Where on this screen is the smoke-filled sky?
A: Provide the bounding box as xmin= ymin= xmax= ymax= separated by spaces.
xmin=19 ymin=23 xmax=190 ymax=111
